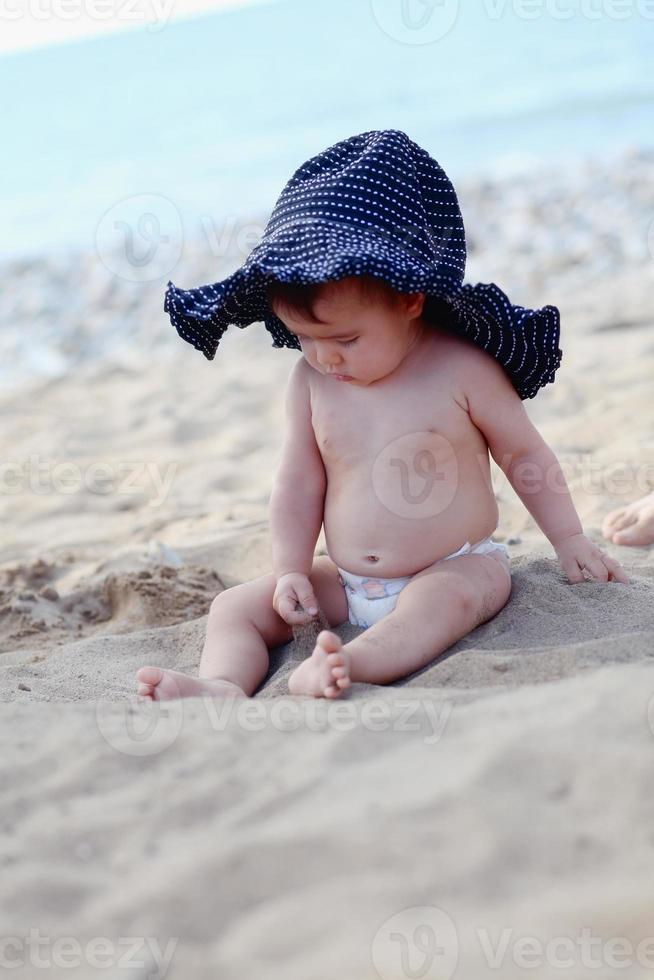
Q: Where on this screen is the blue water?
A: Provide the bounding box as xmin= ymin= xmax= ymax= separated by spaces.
xmin=2 ymin=0 xmax=652 ymax=261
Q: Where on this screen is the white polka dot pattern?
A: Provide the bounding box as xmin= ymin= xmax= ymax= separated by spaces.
xmin=164 ymin=129 xmax=562 ymax=399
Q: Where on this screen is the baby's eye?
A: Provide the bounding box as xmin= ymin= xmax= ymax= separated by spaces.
xmin=340 ymin=338 xmax=358 ymax=347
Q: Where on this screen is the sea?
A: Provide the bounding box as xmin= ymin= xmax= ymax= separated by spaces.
xmin=1 ymin=0 xmax=653 ymax=263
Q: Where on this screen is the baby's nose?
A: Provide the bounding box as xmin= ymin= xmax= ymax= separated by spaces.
xmin=317 ymin=349 xmax=341 ymax=368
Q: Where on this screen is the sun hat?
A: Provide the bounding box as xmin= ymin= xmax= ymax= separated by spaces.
xmin=164 ymin=129 xmax=561 ymax=399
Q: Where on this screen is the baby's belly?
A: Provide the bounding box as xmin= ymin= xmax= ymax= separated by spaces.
xmin=323 ymin=467 xmax=500 ymax=578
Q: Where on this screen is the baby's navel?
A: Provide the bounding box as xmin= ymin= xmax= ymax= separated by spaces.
xmin=365 ymin=555 xmax=380 ymax=563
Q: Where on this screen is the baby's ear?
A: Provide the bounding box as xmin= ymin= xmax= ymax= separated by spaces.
xmin=403 ymin=291 xmax=425 ymax=317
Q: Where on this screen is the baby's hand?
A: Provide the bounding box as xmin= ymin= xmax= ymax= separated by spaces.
xmin=273 ymin=572 xmax=319 ymax=625
xmin=553 ymin=532 xmax=630 ymax=584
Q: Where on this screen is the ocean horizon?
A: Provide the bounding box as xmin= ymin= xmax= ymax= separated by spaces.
xmin=2 ymin=0 xmax=653 ymax=262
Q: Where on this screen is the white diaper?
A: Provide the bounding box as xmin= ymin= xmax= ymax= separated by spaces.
xmin=336 ymin=534 xmax=510 ymax=629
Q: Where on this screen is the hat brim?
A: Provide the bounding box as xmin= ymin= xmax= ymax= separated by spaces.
xmin=165 ymin=222 xmax=561 ymax=400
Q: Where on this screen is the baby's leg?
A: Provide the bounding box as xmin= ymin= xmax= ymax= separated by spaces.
xmin=289 ymin=552 xmax=511 ymax=695
xmin=136 ymin=556 xmax=349 ymax=700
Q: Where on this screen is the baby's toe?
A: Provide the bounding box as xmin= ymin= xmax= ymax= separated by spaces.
xmin=331 ymin=665 xmax=348 ymax=678
xmin=617 ymin=510 xmax=638 ymax=528
xmin=317 ymin=630 xmax=342 ymax=652
xmin=137 ymin=666 xmax=163 ymax=685
xmin=613 ymin=524 xmax=647 ymax=546
xmin=602 ymin=510 xmax=622 ymax=533
xmin=336 ymin=676 xmax=351 ymax=689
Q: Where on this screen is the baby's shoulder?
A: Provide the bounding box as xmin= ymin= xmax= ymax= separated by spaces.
xmin=286 ymin=354 xmax=314 ymax=393
xmin=435 ymin=330 xmax=510 ymax=382
xmin=426 ymin=330 xmax=517 ymax=412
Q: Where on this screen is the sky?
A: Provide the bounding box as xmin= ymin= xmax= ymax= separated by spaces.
xmin=0 ymin=0 xmax=274 ymax=55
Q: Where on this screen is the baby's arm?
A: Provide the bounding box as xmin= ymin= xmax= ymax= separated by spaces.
xmin=269 ymin=358 xmax=327 ymax=620
xmin=463 ymin=351 xmax=629 ymax=584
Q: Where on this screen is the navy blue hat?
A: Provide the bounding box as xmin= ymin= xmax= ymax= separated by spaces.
xmin=164 ymin=129 xmax=561 ymax=399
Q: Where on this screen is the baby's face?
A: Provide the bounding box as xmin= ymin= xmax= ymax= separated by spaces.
xmin=273 ymin=278 xmax=425 ymax=386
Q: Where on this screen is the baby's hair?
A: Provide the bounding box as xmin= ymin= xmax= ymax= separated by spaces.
xmin=266 ymin=273 xmax=455 ymax=333
xmin=266 ymin=273 xmax=405 ymax=325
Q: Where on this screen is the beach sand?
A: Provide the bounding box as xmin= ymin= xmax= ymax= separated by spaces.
xmin=1 ymin=148 xmax=654 ymax=978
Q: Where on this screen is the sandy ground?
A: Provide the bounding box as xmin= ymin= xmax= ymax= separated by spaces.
xmin=1 ymin=148 xmax=654 ymax=979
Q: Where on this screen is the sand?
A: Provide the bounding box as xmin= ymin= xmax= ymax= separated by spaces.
xmin=1 ymin=148 xmax=654 ymax=979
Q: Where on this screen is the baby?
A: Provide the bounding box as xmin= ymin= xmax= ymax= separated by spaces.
xmin=136 ymin=129 xmax=629 ymax=702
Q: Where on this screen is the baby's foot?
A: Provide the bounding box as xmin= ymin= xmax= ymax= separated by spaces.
xmin=136 ymin=667 xmax=247 ymax=701
xmin=602 ymin=491 xmax=654 ymax=546
xmin=288 ymin=630 xmax=352 ymax=699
